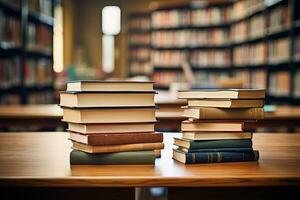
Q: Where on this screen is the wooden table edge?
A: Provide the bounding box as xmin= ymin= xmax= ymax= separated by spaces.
xmin=0 ymin=176 xmax=300 ymax=187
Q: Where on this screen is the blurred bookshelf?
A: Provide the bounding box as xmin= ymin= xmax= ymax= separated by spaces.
xmin=127 ymin=12 xmax=152 ymax=77
xmin=141 ymin=0 xmax=300 ymax=105
xmin=0 ymin=0 xmax=54 ymax=104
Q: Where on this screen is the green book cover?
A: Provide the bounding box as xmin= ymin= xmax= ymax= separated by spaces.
xmin=70 ymin=150 xmax=155 ymax=165
xmin=188 ymin=139 xmax=252 ymax=149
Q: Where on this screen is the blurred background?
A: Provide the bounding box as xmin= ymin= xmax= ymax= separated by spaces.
xmin=0 ymin=0 xmax=299 ymax=132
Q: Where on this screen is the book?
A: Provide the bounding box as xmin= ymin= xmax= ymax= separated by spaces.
xmin=181 ymin=120 xmax=251 ymax=132
xmin=182 ymin=107 xmax=264 ymax=120
xmin=66 ymin=80 xmax=154 ymax=92
xmin=62 ymin=107 xmax=156 ymax=123
xmin=173 ymin=149 xmax=259 ymax=164
xmin=174 ymin=138 xmax=252 ymax=149
xmin=60 ymin=91 xmax=155 ymax=107
xmin=181 ymin=132 xmax=253 ymax=141
xmin=178 ymin=89 xmax=266 ymax=99
xmin=70 ymin=150 xmax=156 ymax=165
xmin=69 ymin=131 xmax=163 ymax=146
xmin=68 ymin=122 xmax=155 ymax=134
xmin=176 ymin=147 xmax=253 ymax=153
xmin=72 ymin=141 xmax=164 ymax=153
xmin=187 ymin=99 xmax=264 ymax=108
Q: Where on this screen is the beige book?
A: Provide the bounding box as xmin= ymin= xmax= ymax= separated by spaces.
xmin=67 ymin=80 xmax=153 ymax=92
xmin=178 ymin=89 xmax=265 ymax=99
xmin=182 ymin=107 xmax=264 ymax=120
xmin=182 ymin=132 xmax=253 ymax=140
xmin=60 ymin=92 xmax=155 ymax=107
xmin=68 ymin=122 xmax=155 ymax=134
xmin=187 ymin=99 xmax=264 ymax=108
xmin=62 ymin=107 xmax=156 ymax=123
xmin=72 ymin=141 xmax=164 ymax=153
xmin=181 ymin=120 xmax=247 ymax=132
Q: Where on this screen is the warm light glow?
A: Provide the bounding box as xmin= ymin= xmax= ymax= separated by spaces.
xmin=102 ymin=35 xmax=114 ymax=73
xmin=102 ymin=6 xmax=121 ymax=35
xmin=53 ymin=4 xmax=63 ymax=73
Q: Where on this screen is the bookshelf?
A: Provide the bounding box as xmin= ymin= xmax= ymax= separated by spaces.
xmin=127 ymin=12 xmax=152 ymax=77
xmin=149 ymin=0 xmax=300 ymax=105
xmin=0 ymin=0 xmax=54 ymax=104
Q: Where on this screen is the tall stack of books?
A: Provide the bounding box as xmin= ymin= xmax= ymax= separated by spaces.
xmin=173 ymin=89 xmax=265 ymax=164
xmin=60 ymin=80 xmax=163 ymax=165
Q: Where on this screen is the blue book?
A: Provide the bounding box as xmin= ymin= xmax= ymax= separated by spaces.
xmin=173 ymin=149 xmax=259 ymax=164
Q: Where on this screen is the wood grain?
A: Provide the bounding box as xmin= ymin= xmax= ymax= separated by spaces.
xmin=0 ymin=132 xmax=300 ymax=187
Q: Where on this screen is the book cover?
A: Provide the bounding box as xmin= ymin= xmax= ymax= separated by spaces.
xmin=173 ymin=149 xmax=259 ymax=164
xmin=69 ymin=131 xmax=163 ymax=146
xmin=176 ymin=147 xmax=254 ymax=153
xmin=187 ymin=99 xmax=264 ymax=108
xmin=70 ymin=150 xmax=156 ymax=165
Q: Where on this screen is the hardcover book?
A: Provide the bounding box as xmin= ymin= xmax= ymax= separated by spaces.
xmin=70 ymin=150 xmax=156 ymax=165
xmin=72 ymin=141 xmax=164 ymax=153
xmin=182 ymin=107 xmax=264 ymax=120
xmin=182 ymin=132 xmax=253 ymax=140
xmin=66 ymin=80 xmax=154 ymax=92
xmin=178 ymin=89 xmax=266 ymax=99
xmin=173 ymin=138 xmax=253 ymax=149
xmin=187 ymin=99 xmax=264 ymax=108
xmin=173 ymin=149 xmax=259 ymax=164
xmin=176 ymin=147 xmax=253 ymax=153
xmin=60 ymin=91 xmax=155 ymax=107
xmin=68 ymin=122 xmax=155 ymax=134
xmin=62 ymin=107 xmax=157 ymax=123
xmin=69 ymin=131 xmax=163 ymax=146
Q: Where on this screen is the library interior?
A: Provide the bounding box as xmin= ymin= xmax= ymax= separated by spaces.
xmin=0 ymin=0 xmax=300 ymax=199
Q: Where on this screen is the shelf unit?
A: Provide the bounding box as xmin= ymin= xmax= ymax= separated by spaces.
xmin=149 ymin=0 xmax=300 ymax=105
xmin=127 ymin=12 xmax=152 ymax=77
xmin=0 ymin=0 xmax=55 ymax=104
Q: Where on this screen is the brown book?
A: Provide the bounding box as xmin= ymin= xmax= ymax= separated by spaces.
xmin=72 ymin=141 xmax=164 ymax=153
xmin=182 ymin=132 xmax=253 ymax=140
xmin=181 ymin=120 xmax=250 ymax=132
xmin=60 ymin=91 xmax=155 ymax=108
xmin=178 ymin=89 xmax=265 ymax=99
xmin=68 ymin=122 xmax=155 ymax=134
xmin=187 ymin=99 xmax=264 ymax=108
xmin=69 ymin=131 xmax=163 ymax=146
xmin=182 ymin=107 xmax=264 ymax=120
xmin=62 ymin=107 xmax=156 ymax=123
xmin=67 ymin=80 xmax=154 ymax=92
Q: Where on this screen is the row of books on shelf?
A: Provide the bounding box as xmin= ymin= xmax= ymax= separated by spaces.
xmin=152 ymin=6 xmax=229 ymax=28
xmin=129 ymin=33 xmax=150 ymax=46
xmin=129 ymin=16 xmax=150 ymax=31
xmin=269 ymin=71 xmax=291 ymax=97
xmin=24 ymin=58 xmax=53 ymax=86
xmin=29 ymin=0 xmax=53 ymax=17
xmin=151 ymin=29 xmax=228 ymax=47
xmin=295 ymin=35 xmax=300 ymax=61
xmin=152 ymin=50 xmax=186 ymax=66
xmin=232 ymin=70 xmax=267 ymax=89
xmin=27 ymin=22 xmax=53 ymax=53
xmin=191 ymin=50 xmax=231 ymax=67
xmin=130 ymin=62 xmax=152 ymax=75
xmin=129 ymin=48 xmax=150 ymax=60
xmin=0 ymin=11 xmax=21 ymax=48
xmin=0 ymin=91 xmax=54 ymax=104
xmin=0 ymin=56 xmax=21 ymax=88
xmin=230 ymin=0 xmax=264 ymax=21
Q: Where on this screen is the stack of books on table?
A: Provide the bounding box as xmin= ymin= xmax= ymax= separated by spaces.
xmin=60 ymin=80 xmax=163 ymax=165
xmin=172 ymin=89 xmax=265 ymax=164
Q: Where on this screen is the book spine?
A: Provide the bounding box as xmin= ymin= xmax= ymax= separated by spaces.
xmin=189 ymin=139 xmax=252 ymax=149
xmin=70 ymin=150 xmax=155 ymax=165
xmin=87 ymin=133 xmax=163 ymax=146
xmin=199 ymin=108 xmax=264 ymax=120
xmin=185 ymin=147 xmax=253 ymax=153
xmin=186 ymin=150 xmax=259 ymax=164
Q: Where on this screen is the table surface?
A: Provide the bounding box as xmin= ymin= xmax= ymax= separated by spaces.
xmin=0 ymin=104 xmax=300 ymax=120
xmin=0 ymin=132 xmax=300 ymax=187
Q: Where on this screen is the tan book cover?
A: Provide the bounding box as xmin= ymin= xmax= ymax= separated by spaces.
xmin=182 ymin=107 xmax=264 ymax=120
xmin=72 ymin=141 xmax=164 ymax=153
xmin=187 ymin=99 xmax=264 ymax=108
xmin=181 ymin=120 xmax=249 ymax=132
xmin=182 ymin=132 xmax=253 ymax=140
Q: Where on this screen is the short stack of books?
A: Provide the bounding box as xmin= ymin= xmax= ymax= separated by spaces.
xmin=172 ymin=89 xmax=265 ymax=164
xmin=60 ymin=80 xmax=163 ymax=165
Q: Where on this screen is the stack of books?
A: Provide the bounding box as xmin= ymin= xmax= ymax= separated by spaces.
xmin=60 ymin=80 xmax=163 ymax=165
xmin=172 ymin=89 xmax=265 ymax=164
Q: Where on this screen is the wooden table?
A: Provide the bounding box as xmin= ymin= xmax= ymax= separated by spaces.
xmin=1 ymin=104 xmax=300 ymax=131
xmin=0 ymin=132 xmax=299 ymax=199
